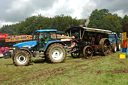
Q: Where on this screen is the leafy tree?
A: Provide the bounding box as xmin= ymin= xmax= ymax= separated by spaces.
xmin=103 ymin=14 xmax=122 ymax=34
xmin=88 ymin=9 xmax=109 ymax=28
xmin=122 ymin=15 xmax=128 ymax=32
xmin=88 ymin=9 xmax=123 ymax=34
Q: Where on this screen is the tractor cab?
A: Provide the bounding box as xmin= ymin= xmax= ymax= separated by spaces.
xmin=33 ymin=29 xmax=58 ymax=51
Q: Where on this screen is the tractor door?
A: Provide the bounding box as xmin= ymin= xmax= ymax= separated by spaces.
xmin=38 ymin=32 xmax=50 ymax=51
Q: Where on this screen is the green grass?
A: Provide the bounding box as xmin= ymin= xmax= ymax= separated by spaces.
xmin=0 ymin=52 xmax=128 ymax=85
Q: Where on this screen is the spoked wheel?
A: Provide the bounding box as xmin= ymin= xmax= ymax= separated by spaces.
xmin=46 ymin=43 xmax=66 ymax=63
xmin=83 ymin=46 xmax=93 ymax=59
xmin=12 ymin=50 xmax=31 ymax=66
xmin=71 ymin=46 xmax=80 ymax=58
xmin=99 ymin=38 xmax=111 ymax=56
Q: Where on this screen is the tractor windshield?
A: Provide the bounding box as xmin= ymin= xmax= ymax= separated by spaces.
xmin=108 ymin=34 xmax=115 ymax=39
xmin=39 ymin=32 xmax=49 ymax=44
xmin=34 ymin=31 xmax=57 ymax=51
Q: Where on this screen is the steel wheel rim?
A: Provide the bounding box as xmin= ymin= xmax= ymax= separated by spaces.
xmin=85 ymin=47 xmax=93 ymax=57
xmin=103 ymin=40 xmax=110 ymax=52
xmin=51 ymin=47 xmax=63 ymax=60
xmin=16 ymin=54 xmax=27 ymax=64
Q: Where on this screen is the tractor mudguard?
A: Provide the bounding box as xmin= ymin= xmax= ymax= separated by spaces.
xmin=19 ymin=48 xmax=34 ymax=57
xmin=44 ymin=40 xmax=64 ymax=52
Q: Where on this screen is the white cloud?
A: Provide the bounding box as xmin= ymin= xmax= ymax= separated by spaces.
xmin=113 ymin=10 xmax=128 ymax=18
xmin=32 ymin=0 xmax=71 ymax=17
xmin=0 ymin=0 xmax=128 ymax=28
xmin=32 ymin=0 xmax=90 ymax=19
xmin=32 ymin=9 xmax=56 ymax=17
xmin=0 ymin=21 xmax=17 ymax=28
xmin=0 ymin=0 xmax=57 ymax=22
xmin=92 ymin=0 xmax=128 ymax=17
xmin=81 ymin=0 xmax=97 ymax=18
xmin=68 ymin=0 xmax=88 ymax=18
xmin=4 ymin=0 xmax=32 ymax=21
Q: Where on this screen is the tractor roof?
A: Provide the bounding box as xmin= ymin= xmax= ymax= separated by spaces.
xmin=108 ymin=32 xmax=117 ymax=34
xmin=66 ymin=27 xmax=112 ymax=33
xmin=36 ymin=29 xmax=57 ymax=32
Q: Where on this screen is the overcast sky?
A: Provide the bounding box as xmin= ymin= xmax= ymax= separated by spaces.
xmin=0 ymin=0 xmax=128 ymax=27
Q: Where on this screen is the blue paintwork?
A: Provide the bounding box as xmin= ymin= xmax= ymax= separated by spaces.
xmin=109 ymin=38 xmax=116 ymax=45
xmin=44 ymin=40 xmax=62 ymax=51
xmin=13 ymin=41 xmax=37 ymax=48
xmin=108 ymin=33 xmax=119 ymax=45
xmin=13 ymin=29 xmax=62 ymax=52
xmin=36 ymin=29 xmax=57 ymax=32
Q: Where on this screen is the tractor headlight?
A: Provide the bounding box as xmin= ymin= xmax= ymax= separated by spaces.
xmin=12 ymin=46 xmax=19 ymax=52
xmin=13 ymin=47 xmax=16 ymax=50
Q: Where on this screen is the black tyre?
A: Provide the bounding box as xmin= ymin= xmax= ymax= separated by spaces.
xmin=117 ymin=40 xmax=121 ymax=51
xmin=71 ymin=46 xmax=80 ymax=58
xmin=83 ymin=46 xmax=93 ymax=59
xmin=46 ymin=43 xmax=66 ymax=63
xmin=99 ymin=38 xmax=111 ymax=56
xmin=12 ymin=50 xmax=31 ymax=66
xmin=112 ymin=43 xmax=117 ymax=53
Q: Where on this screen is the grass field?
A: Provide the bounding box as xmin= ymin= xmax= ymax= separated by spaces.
xmin=0 ymin=52 xmax=128 ymax=85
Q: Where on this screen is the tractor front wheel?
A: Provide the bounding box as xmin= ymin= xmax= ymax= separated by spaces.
xmin=71 ymin=46 xmax=80 ymax=58
xmin=12 ymin=50 xmax=31 ymax=66
xmin=117 ymin=40 xmax=121 ymax=51
xmin=112 ymin=43 xmax=117 ymax=53
xmin=83 ymin=46 xmax=93 ymax=59
xmin=46 ymin=43 xmax=66 ymax=63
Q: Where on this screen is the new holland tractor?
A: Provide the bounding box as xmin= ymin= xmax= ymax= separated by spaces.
xmin=12 ymin=29 xmax=67 ymax=66
xmin=108 ymin=32 xmax=121 ymax=53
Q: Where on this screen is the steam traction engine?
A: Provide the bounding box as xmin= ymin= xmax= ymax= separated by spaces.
xmin=66 ymin=26 xmax=112 ymax=58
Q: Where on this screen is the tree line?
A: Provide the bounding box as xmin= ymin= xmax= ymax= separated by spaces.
xmin=0 ymin=9 xmax=128 ymax=35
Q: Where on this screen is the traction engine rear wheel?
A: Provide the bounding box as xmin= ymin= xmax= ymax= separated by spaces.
xmin=99 ymin=38 xmax=111 ymax=56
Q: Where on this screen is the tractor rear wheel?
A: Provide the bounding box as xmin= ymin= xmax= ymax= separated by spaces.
xmin=46 ymin=43 xmax=66 ymax=63
xmin=71 ymin=46 xmax=80 ymax=58
xmin=12 ymin=50 xmax=31 ymax=66
xmin=83 ymin=46 xmax=93 ymax=59
xmin=99 ymin=38 xmax=111 ymax=56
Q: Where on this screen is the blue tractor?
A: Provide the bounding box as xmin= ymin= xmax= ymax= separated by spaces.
xmin=108 ymin=32 xmax=121 ymax=52
xmin=12 ymin=29 xmax=66 ymax=66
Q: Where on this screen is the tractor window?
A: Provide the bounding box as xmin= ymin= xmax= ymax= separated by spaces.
xmin=108 ymin=34 xmax=115 ymax=39
xmin=50 ymin=32 xmax=57 ymax=40
xmin=39 ymin=32 xmax=49 ymax=43
xmin=32 ymin=32 xmax=39 ymax=41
